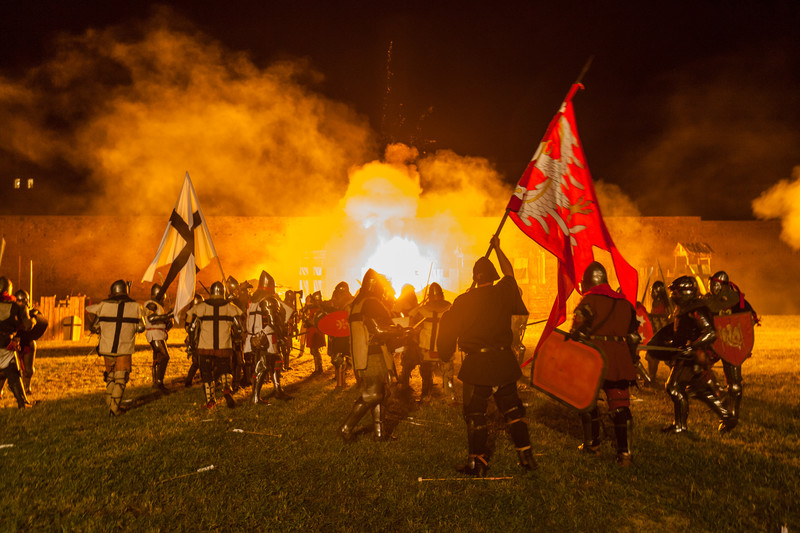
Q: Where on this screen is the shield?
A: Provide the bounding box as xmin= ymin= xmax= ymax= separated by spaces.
xmin=644 ymin=323 xmax=680 ymax=362
xmin=712 ymin=311 xmax=755 ymax=365
xmin=531 ymin=329 xmax=606 ymax=412
xmin=21 ymin=315 xmax=49 ymax=342
xmin=317 ymin=309 xmax=350 ymax=337
xmin=635 ymin=303 xmax=654 ymax=345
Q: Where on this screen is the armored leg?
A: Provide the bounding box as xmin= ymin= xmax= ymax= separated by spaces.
xmin=441 ymin=360 xmax=455 ymax=400
xmin=251 ymin=356 xmax=270 ymax=405
xmin=311 ymin=349 xmax=323 ymax=376
xmin=240 ymin=351 xmax=253 ymax=388
xmin=272 ymin=370 xmax=291 ymax=400
xmin=496 ymin=386 xmax=536 ymax=471
xmin=579 ymin=408 xmax=601 ymax=454
xmin=371 ymin=402 xmax=388 ymax=441
xmin=109 ymin=370 xmax=129 ymax=416
xmin=219 ymin=373 xmax=236 ymax=408
xmin=458 ymin=383 xmax=490 ymax=476
xmin=5 ymin=363 xmax=28 ymax=409
xmin=722 ymin=361 xmax=743 ymax=422
xmin=610 ymin=407 xmax=633 ymax=466
xmin=646 ymin=355 xmax=660 ymax=386
xmin=694 ymin=380 xmax=735 ymax=433
xmin=339 ymin=397 xmax=372 ymax=442
xmin=420 ymin=361 xmax=434 ymax=399
xmin=663 ymin=366 xmax=690 ymax=434
xmin=21 ymin=344 xmax=35 ymax=395
xmin=198 ymin=354 xmax=216 ymax=408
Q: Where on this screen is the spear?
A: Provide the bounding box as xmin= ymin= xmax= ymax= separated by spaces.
xmin=157 ymin=465 xmax=215 ymax=485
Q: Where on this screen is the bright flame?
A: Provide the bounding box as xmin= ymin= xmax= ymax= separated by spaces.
xmin=363 ymin=236 xmax=441 ymax=295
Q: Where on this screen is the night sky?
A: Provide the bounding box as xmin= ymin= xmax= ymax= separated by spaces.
xmin=1 ymin=1 xmax=798 ymax=220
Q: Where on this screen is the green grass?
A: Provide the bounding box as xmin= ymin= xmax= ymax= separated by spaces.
xmin=1 ymin=316 xmax=798 ymax=532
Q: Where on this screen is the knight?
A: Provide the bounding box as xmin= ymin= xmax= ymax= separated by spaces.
xmin=247 ymin=271 xmax=291 ymax=402
xmin=656 ymin=276 xmax=736 ymax=434
xmin=339 ymin=269 xmax=407 ymax=441
xmin=322 ymin=281 xmax=354 ymax=389
xmin=86 ymin=280 xmax=144 ymax=416
xmin=645 ymin=280 xmax=672 ymax=384
xmin=8 ymin=288 xmax=48 ymax=398
xmin=185 ymin=281 xmax=243 ymax=409
xmin=408 ymin=282 xmax=452 ymax=401
xmin=226 ymin=276 xmax=252 ymax=389
xmin=0 ymin=277 xmax=34 ymax=408
xmin=143 ymin=283 xmax=173 ymax=392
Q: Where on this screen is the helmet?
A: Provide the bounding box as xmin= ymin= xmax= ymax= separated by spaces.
xmin=669 ymin=276 xmax=698 ymax=307
xmin=209 ymin=281 xmax=226 ymax=298
xmin=472 ymin=257 xmax=499 ymax=285
xmin=14 ymin=289 xmax=29 ymax=307
xmin=284 ymin=289 xmax=296 ymax=304
xmin=150 ymin=283 xmax=163 ymax=301
xmin=580 ymin=261 xmax=608 ymax=293
xmin=258 ymin=271 xmax=275 ymax=293
xmin=361 ymin=269 xmax=387 ymax=299
xmin=192 ymin=294 xmax=204 ymax=306
xmin=0 ymin=276 xmax=11 ymax=295
xmin=109 ymin=279 xmax=129 ymax=298
xmin=308 ymin=291 xmax=322 ymax=305
xmin=651 ymin=280 xmax=667 ymax=301
xmin=226 ymin=276 xmax=240 ymax=296
xmin=709 ymin=270 xmax=729 ymax=296
xmin=428 ymin=282 xmax=444 ymax=302
xmin=334 ymin=281 xmax=350 ymax=295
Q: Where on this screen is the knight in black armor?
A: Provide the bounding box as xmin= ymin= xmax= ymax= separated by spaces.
xmin=395 ymin=284 xmax=424 ymax=393
xmin=339 ymin=269 xmax=407 ymax=442
xmin=247 ymin=271 xmax=291 ymax=402
xmin=143 ymin=283 xmax=173 ymax=392
xmin=9 ymin=288 xmax=47 ymax=398
xmin=437 ymin=236 xmax=536 ymax=476
xmin=570 ymin=262 xmax=640 ymax=466
xmin=86 ymin=280 xmax=145 ymax=416
xmin=226 ymin=276 xmax=252 ymax=389
xmin=0 ymin=277 xmax=34 ymax=408
xmin=407 ymin=282 xmax=452 ymax=401
xmin=185 ymin=281 xmax=243 ymax=409
xmin=646 ymin=281 xmax=671 ymax=384
xmin=323 ymin=282 xmax=354 ymax=389
xmin=704 ymin=270 xmax=757 ymax=426
xmin=656 ymin=276 xmax=736 ymax=434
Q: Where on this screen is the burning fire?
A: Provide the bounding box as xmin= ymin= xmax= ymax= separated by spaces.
xmin=362 ymin=236 xmax=441 ymax=296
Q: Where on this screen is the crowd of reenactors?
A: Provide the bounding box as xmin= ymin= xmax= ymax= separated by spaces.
xmin=0 ymin=240 xmax=758 ymax=476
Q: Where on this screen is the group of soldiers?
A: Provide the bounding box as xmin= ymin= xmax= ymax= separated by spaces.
xmin=0 ymin=243 xmax=757 ymax=477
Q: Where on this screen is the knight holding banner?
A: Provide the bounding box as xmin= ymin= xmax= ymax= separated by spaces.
xmin=652 ymin=276 xmax=736 ymax=434
xmin=247 ymin=271 xmax=291 ymax=403
xmin=437 ymin=237 xmax=536 ymax=476
xmin=0 ymin=277 xmax=34 ymax=408
xmin=185 ymin=281 xmax=243 ymax=409
xmin=143 ymin=283 xmax=173 ymax=392
xmin=704 ymin=270 xmax=758 ymax=426
xmin=569 ymin=262 xmax=640 ymax=466
xmin=86 ymin=280 xmax=145 ymax=417
xmin=339 ymin=269 xmax=406 ymax=442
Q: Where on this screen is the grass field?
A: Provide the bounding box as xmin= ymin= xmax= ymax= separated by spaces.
xmin=1 ymin=316 xmax=798 ymax=532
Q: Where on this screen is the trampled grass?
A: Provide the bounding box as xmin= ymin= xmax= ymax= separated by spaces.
xmin=1 ymin=316 xmax=798 ymax=532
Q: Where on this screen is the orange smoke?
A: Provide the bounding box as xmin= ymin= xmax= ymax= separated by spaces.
xmin=752 ymin=166 xmax=800 ymax=250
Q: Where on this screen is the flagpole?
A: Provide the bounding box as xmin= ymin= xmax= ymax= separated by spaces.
xmin=216 ymin=256 xmax=226 ymax=285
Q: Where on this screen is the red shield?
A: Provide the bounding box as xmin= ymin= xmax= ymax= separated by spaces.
xmin=636 ymin=303 xmax=654 ymax=345
xmin=712 ymin=312 xmax=755 ymax=365
xmin=531 ymin=329 xmax=606 ymax=412
xmin=317 ymin=310 xmax=350 ymax=338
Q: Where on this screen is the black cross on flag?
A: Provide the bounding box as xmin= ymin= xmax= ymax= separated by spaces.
xmin=142 ymin=172 xmax=219 ymax=317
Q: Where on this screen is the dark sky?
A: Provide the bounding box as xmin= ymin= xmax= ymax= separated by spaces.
xmin=1 ymin=1 xmax=798 ymax=219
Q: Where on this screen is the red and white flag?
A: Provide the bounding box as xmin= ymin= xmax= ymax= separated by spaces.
xmin=142 ymin=172 xmax=218 ymax=317
xmin=507 ymin=84 xmax=638 ymax=362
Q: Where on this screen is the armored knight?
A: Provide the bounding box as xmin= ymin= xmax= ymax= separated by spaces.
xmin=7 ymin=289 xmax=47 ymax=398
xmin=322 ymin=281 xmax=354 ymax=389
xmin=226 ymin=276 xmax=252 ymax=389
xmin=645 ymin=280 xmax=671 ymax=384
xmin=437 ymin=236 xmax=536 ymax=476
xmin=86 ymin=280 xmax=144 ymax=416
xmin=570 ymin=262 xmax=640 ymax=466
xmin=407 ymin=282 xmax=452 ymax=401
xmin=185 ymin=281 xmax=243 ymax=409
xmin=653 ymin=276 xmax=736 ymax=434
xmin=183 ymin=294 xmax=204 ymax=387
xmin=302 ymin=291 xmax=326 ymax=376
xmin=339 ymin=269 xmax=407 ymax=442
xmin=704 ymin=270 xmax=758 ymax=426
xmin=247 ymin=271 xmax=291 ymax=402
xmin=143 ymin=283 xmax=173 ymax=392
xmin=0 ymin=277 xmax=34 ymax=408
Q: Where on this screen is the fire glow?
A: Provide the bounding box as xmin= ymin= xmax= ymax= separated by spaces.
xmin=362 ymin=236 xmax=441 ymax=295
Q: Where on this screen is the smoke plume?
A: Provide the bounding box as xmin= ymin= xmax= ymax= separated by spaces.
xmin=752 ymin=166 xmax=800 ymax=250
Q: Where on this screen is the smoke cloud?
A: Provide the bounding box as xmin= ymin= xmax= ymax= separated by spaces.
xmin=752 ymin=166 xmax=800 ymax=250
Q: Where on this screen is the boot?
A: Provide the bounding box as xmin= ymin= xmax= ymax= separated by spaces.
xmin=201 ymin=381 xmax=216 ymax=409
xmin=7 ymin=376 xmax=29 ymax=409
xmin=516 ymin=447 xmax=537 ymax=471
xmin=109 ymin=370 xmax=128 ymax=416
xmin=578 ymin=409 xmax=601 ymax=454
xmin=220 ymin=373 xmax=236 ymax=408
xmin=185 ymin=362 xmax=198 ymax=387
xmin=727 ymin=384 xmax=742 ymax=423
xmin=334 ymin=364 xmax=346 ymax=389
xmin=339 ymin=398 xmax=371 ymax=442
xmin=612 ymin=408 xmax=633 ymax=466
xmin=455 ymin=455 xmax=488 ymax=477
xmin=696 ymin=386 xmax=736 ymax=433
xmin=311 ymin=351 xmax=323 ymax=376
xmin=371 ymin=403 xmax=389 ymax=441
xmin=22 ymin=375 xmax=32 ymax=396
xmin=662 ymin=395 xmax=689 ymax=434
xmin=272 ymin=371 xmax=291 ymax=400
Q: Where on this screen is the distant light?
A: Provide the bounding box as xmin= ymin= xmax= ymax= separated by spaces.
xmin=27 ymin=178 xmax=33 ymax=189
xmin=14 ymin=179 xmax=20 ymax=189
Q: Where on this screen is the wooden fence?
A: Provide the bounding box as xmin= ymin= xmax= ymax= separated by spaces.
xmin=36 ymin=295 xmax=86 ymax=342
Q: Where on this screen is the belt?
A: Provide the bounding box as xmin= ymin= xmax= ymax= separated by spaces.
xmin=478 ymin=346 xmax=510 ymax=353
xmin=589 ymin=335 xmax=626 ymax=342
